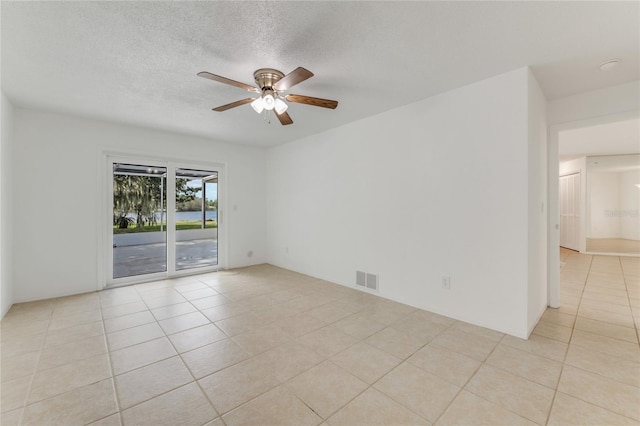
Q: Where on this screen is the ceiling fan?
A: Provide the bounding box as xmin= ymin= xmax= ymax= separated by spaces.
xmin=197 ymin=67 xmax=338 ymax=125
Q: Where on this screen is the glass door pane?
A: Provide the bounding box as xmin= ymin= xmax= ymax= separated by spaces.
xmin=175 ymin=168 xmax=218 ymax=271
xmin=112 ymin=163 xmax=167 ymax=279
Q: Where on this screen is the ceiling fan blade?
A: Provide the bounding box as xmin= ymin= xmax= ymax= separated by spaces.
xmin=212 ymin=98 xmax=255 ymax=112
xmin=273 ymin=67 xmax=314 ymax=91
xmin=275 ymin=110 xmax=293 ymax=125
xmin=198 ymin=71 xmax=259 ymax=92
xmin=285 ymin=94 xmax=338 ymax=109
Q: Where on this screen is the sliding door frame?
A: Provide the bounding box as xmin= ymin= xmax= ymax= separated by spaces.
xmin=100 ymin=151 xmax=227 ymax=289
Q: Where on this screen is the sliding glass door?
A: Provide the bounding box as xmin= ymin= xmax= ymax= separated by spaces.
xmin=108 ymin=158 xmax=221 ymax=285
xmin=175 ymin=168 xmax=218 ymax=271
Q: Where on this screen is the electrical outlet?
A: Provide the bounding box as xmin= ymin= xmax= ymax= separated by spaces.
xmin=441 ymin=275 xmax=451 ymax=290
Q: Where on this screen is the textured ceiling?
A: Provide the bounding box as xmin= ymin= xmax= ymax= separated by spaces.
xmin=2 ymin=1 xmax=639 ymax=147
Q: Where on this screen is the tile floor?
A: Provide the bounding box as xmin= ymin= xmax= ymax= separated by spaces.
xmin=1 ymin=250 xmax=639 ymax=425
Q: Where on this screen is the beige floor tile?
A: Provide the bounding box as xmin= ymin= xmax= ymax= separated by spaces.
xmin=251 ymin=342 xmax=325 ymax=383
xmin=0 ymin=408 xmax=22 ymax=426
xmin=222 ymin=385 xmax=322 ymax=426
xmin=540 ymin=309 xmax=576 ymax=327
xmin=121 ymin=382 xmax=216 ymax=426
xmin=582 ymin=291 xmax=631 ymax=307
xmin=22 ymin=379 xmax=117 ymax=426
xmin=558 ymin=365 xmax=640 ymax=420
xmin=578 ymin=306 xmax=636 ymax=328
xmin=101 ymin=301 xmax=147 ymax=320
xmin=252 ymin=302 xmax=306 ymax=323
xmin=375 ymin=361 xmax=459 ymax=422
xmin=297 ymin=325 xmax=359 ymax=358
xmin=99 ymin=289 xmax=141 ymax=309
xmin=331 ymin=312 xmax=387 ymax=340
xmin=331 ymin=341 xmax=402 ymax=385
xmin=465 ymin=364 xmax=555 ymax=424
xmin=38 ymin=334 xmax=107 ymax=370
xmin=450 ymin=321 xmax=504 ymax=342
xmin=181 ymin=287 xmax=219 ymax=301
xmin=574 ymin=316 xmax=639 ymax=343
xmin=286 ymin=360 xmax=368 ymax=419
xmin=231 ymin=323 xmax=292 ymax=355
xmin=110 ymin=337 xmax=177 ymax=375
xmin=1 ymin=332 xmax=45 ymax=358
xmin=174 ymin=281 xmax=209 ymax=293
xmin=275 ymin=312 xmax=326 ymax=337
xmin=143 ymin=293 xmax=187 ymax=309
xmin=564 ymin=345 xmax=640 ymax=388
xmin=48 ymin=310 xmax=102 ymax=331
xmin=87 ymin=413 xmax=122 ymax=426
xmin=139 ymin=287 xmax=180 ymax=300
xmin=159 ymin=311 xmax=210 ymax=335
xmin=389 ymin=315 xmax=450 ymax=342
xmin=407 ymin=343 xmax=481 ymax=388
xmin=501 ymin=334 xmax=568 ymax=362
xmin=328 ymin=387 xmax=429 ymax=426
xmin=486 ymin=343 xmax=563 ymax=388
xmin=571 ymin=329 xmax=640 ymax=362
xmin=357 ymin=303 xmax=414 ymax=326
xmin=107 ymin=321 xmax=164 ymax=351
xmin=436 ymin=390 xmax=537 ymax=426
xmin=1 ymin=350 xmax=39 ymax=382
xmin=1 ymin=318 xmax=49 ymax=337
xmin=28 ymin=353 xmax=112 ymax=404
xmin=150 ymin=301 xmax=197 ymax=321
xmin=1 ymin=375 xmax=31 ymax=413
xmin=115 ymin=356 xmax=193 ymax=409
xmin=429 ymin=328 xmax=498 ymax=362
xmin=214 ymin=312 xmax=266 ymax=336
xmin=198 ymin=357 xmax=281 ymax=415
xmin=168 ymin=323 xmax=227 ymax=353
xmin=181 ymin=338 xmax=248 ymax=379
xmin=308 ymin=302 xmax=357 ymax=325
xmin=581 ymin=298 xmax=633 ymax=315
xmin=44 ymin=321 xmax=104 ymax=348
xmin=202 ymin=418 xmax=225 ymax=426
xmin=201 ymin=302 xmax=250 ymax=322
xmin=548 ymin=392 xmax=639 ymax=425
xmin=532 ymin=320 xmax=573 ymax=343
xmin=103 ymin=310 xmax=155 ymax=334
xmin=365 ymin=326 xmax=429 ymax=359
xmin=190 ymin=294 xmax=231 ymax=310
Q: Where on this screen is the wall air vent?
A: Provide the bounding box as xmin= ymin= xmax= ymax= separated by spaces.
xmin=356 ymin=271 xmax=378 ymax=292
xmin=366 ymin=273 xmax=378 ymax=290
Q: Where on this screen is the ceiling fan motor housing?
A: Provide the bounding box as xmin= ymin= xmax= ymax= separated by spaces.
xmin=254 ymin=68 xmax=284 ymax=91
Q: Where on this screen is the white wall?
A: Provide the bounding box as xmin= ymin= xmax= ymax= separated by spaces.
xmin=526 ymin=70 xmax=548 ymax=335
xmin=587 ymin=169 xmax=640 ymax=241
xmin=587 ymin=172 xmax=622 ymax=238
xmin=620 ymin=169 xmax=640 ymax=240
xmin=12 ymin=108 xmax=267 ymax=302
xmin=1 ymin=93 xmax=15 ymax=317
xmin=548 ymin=80 xmax=640 ymax=126
xmin=267 ymin=67 xmax=545 ymax=338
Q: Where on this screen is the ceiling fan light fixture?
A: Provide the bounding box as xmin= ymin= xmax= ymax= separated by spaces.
xmin=274 ymin=98 xmax=288 ymax=115
xmin=263 ymin=93 xmax=275 ymax=110
xmin=250 ymin=97 xmax=265 ymax=113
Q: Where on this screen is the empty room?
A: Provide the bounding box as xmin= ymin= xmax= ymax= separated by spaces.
xmin=1 ymin=1 xmax=639 ymax=425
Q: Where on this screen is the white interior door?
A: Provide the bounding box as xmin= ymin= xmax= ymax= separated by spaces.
xmin=560 ymin=172 xmax=580 ymax=251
